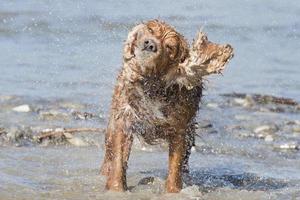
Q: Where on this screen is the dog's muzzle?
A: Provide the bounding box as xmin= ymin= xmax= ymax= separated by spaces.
xmin=143 ymin=39 xmax=157 ymax=52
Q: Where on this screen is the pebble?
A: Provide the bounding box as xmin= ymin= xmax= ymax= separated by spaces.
xmin=285 ymin=121 xmax=296 ymax=125
xmin=233 ymin=96 xmax=254 ymax=107
xmin=0 ymin=95 xmax=15 ymax=101
xmin=12 ymin=104 xmax=31 ymax=112
xmin=138 ymin=176 xmax=156 ymax=185
xmin=39 ymin=110 xmax=69 ymax=121
xmin=191 ymin=146 xmax=196 ymax=152
xmin=259 ymin=107 xmax=271 ymax=112
xmin=292 ymin=126 xmax=300 ymax=133
xmin=0 ymin=128 xmax=5 ymax=135
xmin=264 ymin=135 xmax=274 ymax=142
xmin=6 ymin=127 xmax=22 ymax=141
xmin=257 ymin=133 xmax=268 ymax=139
xmin=180 ymin=185 xmax=202 ymax=196
xmin=275 ymin=142 xmax=299 ymax=150
xmin=72 ymin=111 xmax=94 ymax=120
xmin=132 ymin=177 xmax=164 ymax=193
xmin=238 ymin=131 xmax=255 ymax=138
xmin=254 ymin=125 xmax=278 ymax=134
xmin=63 ymin=132 xmax=88 ymax=147
xmin=206 ymin=103 xmax=219 ymax=109
xmin=40 ymin=139 xmax=50 ymax=146
xmin=233 ymin=98 xmax=247 ymax=105
xmin=198 ymin=121 xmax=213 ymax=129
xmin=254 ymin=126 xmax=269 ymax=133
xmin=59 ymin=102 xmax=85 ymax=110
xmin=234 ymin=115 xmax=251 ymax=121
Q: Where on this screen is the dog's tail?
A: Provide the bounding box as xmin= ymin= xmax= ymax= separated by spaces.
xmin=164 ymin=32 xmax=234 ymax=90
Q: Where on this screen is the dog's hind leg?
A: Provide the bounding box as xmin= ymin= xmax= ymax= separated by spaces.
xmin=121 ymin=133 xmax=133 ymax=187
xmin=181 ymin=132 xmax=195 ymax=186
xmin=182 ymin=132 xmax=195 ymax=174
xmin=166 ymin=131 xmax=187 ymax=193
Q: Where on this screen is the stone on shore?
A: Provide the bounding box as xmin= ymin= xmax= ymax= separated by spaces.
xmin=12 ymin=104 xmax=31 ymax=112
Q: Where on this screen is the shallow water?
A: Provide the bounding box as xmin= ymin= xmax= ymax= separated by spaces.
xmin=0 ymin=0 xmax=300 ymax=199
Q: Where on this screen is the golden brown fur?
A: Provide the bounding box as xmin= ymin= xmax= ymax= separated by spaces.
xmin=100 ymin=20 xmax=233 ymax=193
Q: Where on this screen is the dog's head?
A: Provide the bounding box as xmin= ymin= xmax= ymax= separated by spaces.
xmin=123 ymin=20 xmax=189 ymax=77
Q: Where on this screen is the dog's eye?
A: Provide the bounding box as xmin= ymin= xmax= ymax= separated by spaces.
xmin=148 ymin=27 xmax=154 ymax=34
xmin=166 ymin=44 xmax=176 ymax=55
xmin=166 ymin=44 xmax=178 ymax=60
xmin=166 ymin=45 xmax=173 ymax=52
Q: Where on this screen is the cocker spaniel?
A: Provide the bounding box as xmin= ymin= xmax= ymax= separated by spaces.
xmin=100 ymin=20 xmax=233 ymax=193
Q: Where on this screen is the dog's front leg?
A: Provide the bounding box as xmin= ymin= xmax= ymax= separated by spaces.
xmin=166 ymin=132 xmax=187 ymax=193
xmin=105 ymin=122 xmax=133 ymax=192
xmin=100 ymin=125 xmax=114 ymax=176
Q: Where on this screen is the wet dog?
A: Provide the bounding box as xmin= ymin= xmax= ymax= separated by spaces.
xmin=100 ymin=20 xmax=233 ymax=193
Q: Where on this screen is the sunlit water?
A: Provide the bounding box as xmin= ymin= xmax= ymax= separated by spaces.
xmin=0 ymin=1 xmax=300 ymax=199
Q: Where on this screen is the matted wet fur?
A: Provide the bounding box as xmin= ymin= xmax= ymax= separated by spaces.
xmin=100 ymin=20 xmax=233 ymax=193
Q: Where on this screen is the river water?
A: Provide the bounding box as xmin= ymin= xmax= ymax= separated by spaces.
xmin=0 ymin=1 xmax=300 ymax=199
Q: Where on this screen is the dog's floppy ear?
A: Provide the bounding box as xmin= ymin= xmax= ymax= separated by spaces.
xmin=123 ymin=24 xmax=145 ymax=61
xmin=164 ymin=32 xmax=233 ymax=89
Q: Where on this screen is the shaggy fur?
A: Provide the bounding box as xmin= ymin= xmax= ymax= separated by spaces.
xmin=100 ymin=20 xmax=233 ymax=193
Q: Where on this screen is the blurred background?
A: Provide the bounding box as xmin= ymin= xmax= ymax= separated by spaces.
xmin=0 ymin=1 xmax=299 ymax=199
xmin=1 ymin=0 xmax=299 ymax=109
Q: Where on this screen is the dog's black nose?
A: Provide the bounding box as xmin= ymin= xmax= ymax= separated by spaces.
xmin=143 ymin=39 xmax=157 ymax=52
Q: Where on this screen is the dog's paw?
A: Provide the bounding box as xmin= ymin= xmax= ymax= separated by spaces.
xmin=106 ymin=180 xmax=127 ymax=192
xmin=165 ymin=178 xmax=182 ymax=193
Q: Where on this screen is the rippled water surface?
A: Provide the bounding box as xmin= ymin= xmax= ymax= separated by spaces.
xmin=0 ymin=1 xmax=300 ymax=199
